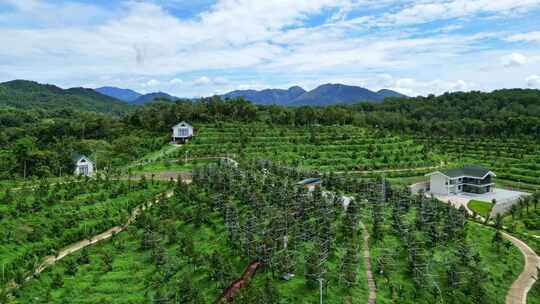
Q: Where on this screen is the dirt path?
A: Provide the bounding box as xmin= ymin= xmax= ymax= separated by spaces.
xmin=131 ymin=171 xmax=193 ymax=182
xmin=359 ymin=221 xmax=377 ymax=304
xmin=24 ymin=190 xmax=174 ymax=283
xmin=127 ymin=144 xmax=183 ymax=168
xmin=503 ymin=232 xmax=540 ymax=304
xmin=333 ymin=162 xmax=443 ymax=175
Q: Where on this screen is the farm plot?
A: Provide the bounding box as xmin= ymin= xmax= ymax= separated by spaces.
xmin=14 ymin=172 xmax=370 ymax=304
xmin=163 ymin=123 xmax=438 ymax=175
xmin=14 ymin=162 xmax=527 ymax=304
xmin=319 ymin=172 xmax=524 ymax=304
xmin=0 ymin=175 xmax=169 ymax=290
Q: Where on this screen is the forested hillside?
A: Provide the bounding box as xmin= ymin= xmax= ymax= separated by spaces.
xmin=0 ymin=80 xmax=132 ymax=115
xmin=0 ymin=81 xmax=539 ymax=180
xmin=127 ymin=89 xmax=540 ymax=137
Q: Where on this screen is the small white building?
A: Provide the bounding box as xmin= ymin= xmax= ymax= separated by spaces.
xmin=426 ymin=165 xmax=496 ymax=195
xmin=297 ymin=177 xmax=322 ymax=192
xmin=171 ymin=121 xmax=194 ymax=144
xmin=73 ymin=154 xmax=94 ymax=177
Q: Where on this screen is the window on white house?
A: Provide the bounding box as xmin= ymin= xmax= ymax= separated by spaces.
xmin=80 ymin=165 xmax=88 ymax=175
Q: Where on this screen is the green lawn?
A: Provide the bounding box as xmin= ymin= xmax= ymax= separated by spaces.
xmin=131 ymin=159 xmax=214 ymax=174
xmin=468 ymin=200 xmax=493 ymax=218
xmin=529 ymin=280 xmax=540 ymax=304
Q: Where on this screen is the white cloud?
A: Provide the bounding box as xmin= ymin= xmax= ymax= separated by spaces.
xmin=143 ymin=79 xmax=160 ymax=87
xmin=169 ymin=78 xmax=183 ymax=85
xmin=507 ymin=31 xmax=540 ymax=42
xmin=377 ymin=0 xmax=540 ymax=27
xmin=192 ymin=76 xmax=229 ymax=86
xmin=526 ymin=75 xmax=540 ymax=88
xmin=193 ymin=76 xmax=212 ymax=86
xmin=0 ymin=0 xmax=539 ymax=96
xmin=502 ymin=52 xmax=528 ymax=67
xmin=378 ymin=76 xmax=477 ymax=96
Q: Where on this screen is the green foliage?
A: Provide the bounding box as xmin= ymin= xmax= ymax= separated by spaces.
xmin=468 ymin=200 xmax=493 ymax=218
xmin=0 ymin=176 xmax=168 ymax=287
xmin=0 ymin=80 xmax=132 ymax=115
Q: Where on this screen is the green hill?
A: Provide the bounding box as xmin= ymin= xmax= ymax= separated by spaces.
xmin=0 ymin=80 xmax=133 ymax=116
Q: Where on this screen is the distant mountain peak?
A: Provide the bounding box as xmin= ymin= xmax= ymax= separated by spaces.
xmin=377 ymin=89 xmax=407 ymax=98
xmin=95 ymin=86 xmax=142 ymax=103
xmin=95 ymin=86 xmax=179 ymax=104
xmin=132 ymin=92 xmax=179 ymax=104
xmin=222 ymin=83 xmax=406 ymax=106
xmin=223 ymin=86 xmax=306 ymax=105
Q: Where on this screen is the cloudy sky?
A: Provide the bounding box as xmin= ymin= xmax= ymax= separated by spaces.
xmin=1 ymin=0 xmax=540 ymax=97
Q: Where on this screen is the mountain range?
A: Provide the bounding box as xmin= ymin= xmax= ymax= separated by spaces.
xmin=96 ymin=83 xmax=407 ymax=106
xmin=225 ymin=83 xmax=406 ymax=105
xmin=95 ymin=87 xmax=179 ymax=104
xmin=223 ymin=84 xmax=407 ymax=106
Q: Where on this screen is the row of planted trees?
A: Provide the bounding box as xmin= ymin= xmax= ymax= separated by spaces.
xmin=0 ymin=173 xmax=166 ymax=294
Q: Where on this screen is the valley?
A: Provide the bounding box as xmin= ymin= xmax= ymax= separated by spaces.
xmin=0 ymin=81 xmax=539 ymax=304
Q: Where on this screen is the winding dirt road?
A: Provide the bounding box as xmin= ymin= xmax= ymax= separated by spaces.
xmin=25 ymin=190 xmax=174 ymax=282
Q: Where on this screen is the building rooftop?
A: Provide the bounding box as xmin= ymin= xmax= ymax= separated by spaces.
xmin=297 ymin=177 xmax=322 ymax=186
xmin=440 ymin=165 xmax=495 ymax=178
xmin=71 ymin=153 xmax=92 ymax=163
xmin=172 ymin=121 xmax=192 ymax=128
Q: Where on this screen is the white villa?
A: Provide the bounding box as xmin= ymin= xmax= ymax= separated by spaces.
xmin=426 ymin=166 xmax=496 ymax=195
xmin=73 ymin=154 xmax=94 ymax=177
xmin=171 ymin=121 xmax=194 ymax=144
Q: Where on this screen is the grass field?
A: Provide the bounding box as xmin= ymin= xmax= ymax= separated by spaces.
xmin=468 ymin=200 xmax=493 ymax=218
xmin=130 ymin=159 xmax=214 ymax=174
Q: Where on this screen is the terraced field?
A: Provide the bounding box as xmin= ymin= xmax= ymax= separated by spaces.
xmin=159 ymin=123 xmax=438 ymax=174
xmin=420 ymin=137 xmax=540 ymax=191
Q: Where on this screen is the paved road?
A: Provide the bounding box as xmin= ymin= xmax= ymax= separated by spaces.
xmin=433 ymin=194 xmax=474 ymax=215
xmin=503 ymin=232 xmax=540 ymax=304
xmin=434 ymin=194 xmax=539 ymax=304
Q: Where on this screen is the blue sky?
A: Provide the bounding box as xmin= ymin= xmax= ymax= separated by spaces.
xmin=1 ymin=0 xmax=540 ymax=97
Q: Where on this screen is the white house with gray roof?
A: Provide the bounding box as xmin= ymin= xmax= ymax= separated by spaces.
xmin=426 ymin=166 xmax=496 ymax=195
xmin=72 ymin=153 xmax=94 ymax=177
xmin=171 ymin=121 xmax=194 ymax=144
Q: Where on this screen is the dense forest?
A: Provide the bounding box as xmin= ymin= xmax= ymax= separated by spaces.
xmin=0 ymin=80 xmax=132 ymax=115
xmin=0 ymin=80 xmax=539 ymax=179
